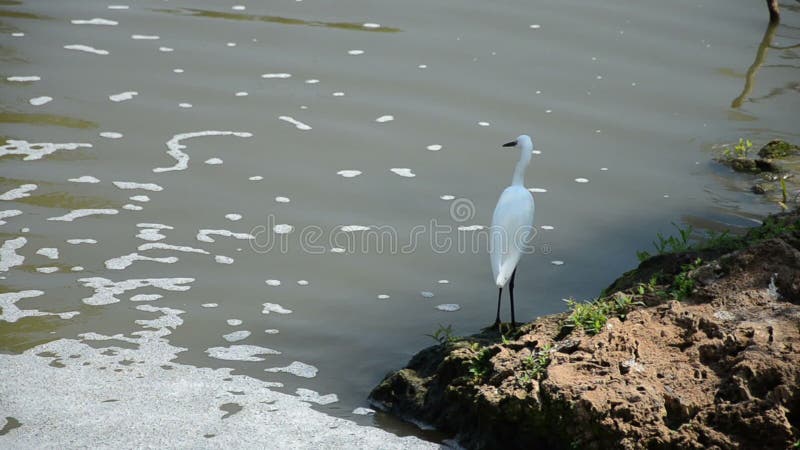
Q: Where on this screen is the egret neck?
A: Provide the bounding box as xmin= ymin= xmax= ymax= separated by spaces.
xmin=511 ymin=140 xmax=533 ymax=187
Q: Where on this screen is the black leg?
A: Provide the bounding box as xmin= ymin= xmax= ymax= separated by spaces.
xmin=494 ymin=287 xmax=502 ymax=326
xmin=509 ymin=268 xmax=517 ymax=327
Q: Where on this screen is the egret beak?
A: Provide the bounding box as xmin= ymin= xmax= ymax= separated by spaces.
xmin=502 ymin=141 xmax=517 ymax=148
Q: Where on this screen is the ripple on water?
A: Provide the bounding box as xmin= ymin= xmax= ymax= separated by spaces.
xmin=29 ymin=96 xmax=53 ymax=106
xmin=262 ymin=302 xmax=291 ymax=314
xmin=109 ymin=91 xmax=138 ymax=102
xmin=278 ymin=116 xmax=311 ymax=131
xmin=1 ymin=184 xmax=37 ymax=201
xmin=206 ymin=345 xmax=280 ymax=362
xmin=155 ymin=131 xmax=252 ymax=173
xmin=47 ymin=209 xmax=118 ymax=222
xmin=64 ymin=44 xmax=109 ymax=55
xmin=265 ymin=361 xmax=318 ymax=378
xmin=1 ymin=140 xmax=92 ymax=160
xmin=337 ymin=170 xmax=361 ymax=178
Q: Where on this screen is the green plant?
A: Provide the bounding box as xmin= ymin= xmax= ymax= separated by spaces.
xmin=733 ymin=138 xmax=753 ymax=158
xmin=637 ymin=274 xmax=668 ymax=298
xmin=671 ymin=258 xmax=702 ymax=300
xmin=520 ymin=344 xmax=552 ymax=384
xmin=468 ymin=345 xmax=493 ymax=382
xmin=564 ymin=293 xmax=641 ymax=335
xmin=426 ymin=323 xmax=455 ymax=345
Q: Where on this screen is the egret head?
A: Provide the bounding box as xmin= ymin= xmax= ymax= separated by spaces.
xmin=502 ymin=134 xmax=533 ymax=150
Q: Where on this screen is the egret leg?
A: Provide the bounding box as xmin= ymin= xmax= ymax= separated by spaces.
xmin=509 ymin=268 xmax=517 ymax=328
xmin=494 ymin=287 xmax=502 ymax=327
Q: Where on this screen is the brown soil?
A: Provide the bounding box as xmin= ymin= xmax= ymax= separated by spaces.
xmin=370 ymin=210 xmax=800 ymax=450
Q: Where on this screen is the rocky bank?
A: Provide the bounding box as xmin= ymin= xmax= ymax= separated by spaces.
xmin=369 ymin=209 xmax=800 ymax=449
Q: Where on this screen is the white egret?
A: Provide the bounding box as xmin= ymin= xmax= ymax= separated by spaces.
xmin=490 ymin=135 xmax=535 ymax=328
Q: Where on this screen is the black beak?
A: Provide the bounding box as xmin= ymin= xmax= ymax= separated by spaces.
xmin=502 ymin=140 xmax=517 ymax=148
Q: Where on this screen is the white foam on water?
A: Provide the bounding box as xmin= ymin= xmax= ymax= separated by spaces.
xmin=264 ymin=329 xmax=279 ymax=334
xmin=305 ymin=79 xmax=319 ymax=84
xmin=363 ymin=23 xmax=380 ymax=28
xmin=377 ymin=294 xmax=390 ymax=300
xmin=438 ymin=280 xmax=449 ymax=284
xmin=249 ymin=175 xmax=263 ymax=181
xmin=297 ymin=280 xmax=308 ymax=286
xmin=131 ymin=34 xmax=159 ymax=40
xmin=232 ymin=5 xmax=246 ymax=10
xmin=215 ymin=255 xmax=234 ymax=264
xmin=375 ymin=115 xmax=394 ymax=123
xmin=130 ymin=195 xmax=150 ymax=203
xmin=426 ymin=144 xmax=442 ymax=151
xmin=225 ymin=214 xmax=242 ymax=221
xmin=418 ymin=64 xmax=427 ymax=69
xmin=275 ymin=196 xmax=290 ymax=203
xmin=71 ymin=18 xmax=118 ymax=25
xmin=36 ymin=267 xmax=59 ymax=274
xmin=337 ymin=170 xmax=361 ymax=178
xmin=173 ymin=68 xmax=184 ymax=73
xmin=155 ymin=131 xmax=252 ymax=173
xmin=7 ymin=76 xmax=40 ymax=82
xmin=390 ymin=168 xmax=415 ymax=178
xmin=330 ymin=247 xmax=345 ymax=253
xmin=0 ymin=290 xmax=79 ymax=323
xmin=68 ymin=175 xmax=100 ymax=183
xmin=457 ymin=225 xmax=484 ymax=231
xmin=353 ymin=407 xmax=376 ymax=415
xmin=262 ymin=303 xmax=291 ymax=314
xmin=64 ymin=44 xmax=109 ymax=55
xmin=35 ymin=247 xmax=59 ymax=259
xmin=235 ymin=91 xmax=248 ymax=97
xmin=71 ymin=266 xmax=84 ymax=271
xmin=347 ymin=50 xmax=364 ymax=55
xmin=207 ymin=345 xmax=280 ymax=362
xmin=226 ymin=42 xmax=236 ymax=47
xmin=47 ymin=209 xmax=118 ymax=222
xmin=67 ymin=238 xmax=97 ymax=245
xmin=265 ymin=361 xmax=318 ymax=378
xmin=138 ymin=223 xmax=173 ymax=230
xmin=273 ymin=224 xmax=293 ymax=234
xmin=0 ymin=239 xmax=25 ymax=272
xmin=197 ymin=229 xmax=254 ymax=243
xmin=601 ymin=167 xmax=609 ymax=171
xmin=205 ymin=158 xmax=223 ymax=165
xmin=105 ymin=253 xmax=178 ymax=270
xmin=159 ymin=46 xmax=173 ymax=52
xmin=223 ymin=330 xmax=251 ymax=342
xmin=529 ymin=188 xmax=547 ymax=193
xmin=278 ymin=116 xmax=311 ymax=131
xmin=227 ymin=319 xmax=242 ymax=326
xmin=113 ymin=181 xmax=163 ymax=191
xmin=178 ymin=103 xmax=192 ymax=108
xmin=123 ymin=204 xmax=143 ymax=211
xmin=261 ymin=73 xmax=291 ymax=79
xmin=11 ymin=32 xmax=24 ymax=37
xmin=99 ymin=132 xmax=123 ymax=139
xmin=340 ymin=225 xmax=370 ymax=232
xmin=1 ymin=140 xmax=92 ymax=161
xmin=77 ymin=277 xmax=194 ymax=306
xmin=478 ymin=121 xmax=490 ymax=127
xmin=108 ymin=5 xmax=129 ymax=9
xmin=420 ymin=291 xmax=434 ymax=298
xmin=134 ymin=305 xmax=185 ymax=331
xmin=138 ymin=242 xmax=209 ymax=254
xmin=574 ymin=178 xmax=589 ymax=183
xmin=265 ymin=280 xmax=281 ymax=287
xmin=530 ymin=24 xmax=541 ymax=29
xmin=551 ymin=260 xmax=564 ymax=266
xmin=0 ymin=184 xmax=37 ymax=201
xmin=295 ymin=388 xmax=338 ymax=405
xmin=0 ymin=210 xmax=22 ymax=225
xmin=29 ymin=96 xmax=53 ymax=106
xmin=440 ymin=195 xmax=455 ymax=200
xmin=136 ymin=228 xmax=165 ymax=241
xmin=109 ymin=91 xmax=138 ymax=102
xmin=332 ymin=92 xmax=345 ymax=97
xmin=201 ymin=303 xmax=218 ymax=308
xmin=131 ymin=294 xmax=163 ymax=302
xmin=436 ymin=304 xmax=461 ymax=312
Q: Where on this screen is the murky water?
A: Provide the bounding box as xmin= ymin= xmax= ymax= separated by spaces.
xmin=1 ymin=0 xmax=798 ymax=440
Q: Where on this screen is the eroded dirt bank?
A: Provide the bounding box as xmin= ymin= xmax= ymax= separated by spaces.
xmin=370 ymin=210 xmax=800 ymax=449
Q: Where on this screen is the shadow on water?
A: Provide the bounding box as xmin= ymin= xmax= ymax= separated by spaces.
xmin=153 ymin=8 xmax=401 ymax=33
xmin=731 ymin=20 xmax=800 ymax=108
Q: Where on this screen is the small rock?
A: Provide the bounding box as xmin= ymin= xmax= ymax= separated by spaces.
xmin=758 ymin=139 xmax=800 ymax=159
